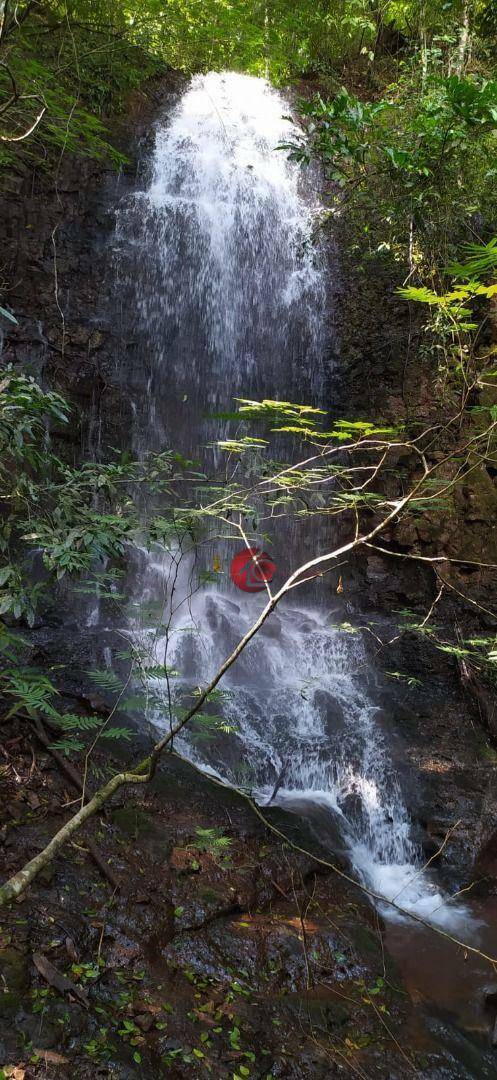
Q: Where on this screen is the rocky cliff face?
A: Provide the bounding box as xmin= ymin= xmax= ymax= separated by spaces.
xmin=0 ymin=75 xmax=184 ymax=460
xmin=2 ymin=73 xmax=497 ymax=1077
xmin=2 ymin=71 xmax=497 ymax=886
xmin=329 ymin=227 xmax=497 ymax=892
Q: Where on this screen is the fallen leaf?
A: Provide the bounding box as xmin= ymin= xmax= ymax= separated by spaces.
xmin=32 ymin=952 xmax=89 ymax=1008
xmin=33 ymin=1049 xmax=69 ymax=1066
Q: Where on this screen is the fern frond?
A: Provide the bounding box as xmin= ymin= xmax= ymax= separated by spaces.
xmin=49 ymin=737 xmax=85 ymax=756
xmin=51 ymin=713 xmax=103 ymax=732
xmin=86 ymin=669 xmax=123 ymax=692
xmin=143 ymin=665 xmax=179 ymax=679
xmin=194 ymin=826 xmax=232 ymax=852
xmin=98 ymin=726 xmax=132 ymax=741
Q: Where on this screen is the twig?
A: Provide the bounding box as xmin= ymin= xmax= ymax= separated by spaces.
xmin=391 ymin=818 xmax=462 ymax=902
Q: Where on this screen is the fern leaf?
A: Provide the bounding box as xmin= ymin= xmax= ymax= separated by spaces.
xmin=51 ymin=713 xmax=103 ymax=732
xmin=86 ymin=669 xmax=123 ymax=692
xmin=98 ymin=726 xmax=132 ymax=741
xmin=49 ymin=737 xmax=85 ymax=755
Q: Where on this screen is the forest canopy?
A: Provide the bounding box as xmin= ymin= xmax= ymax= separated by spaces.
xmin=1 ymin=0 xmax=496 ymax=271
xmin=2 ymin=1 xmax=497 ymax=138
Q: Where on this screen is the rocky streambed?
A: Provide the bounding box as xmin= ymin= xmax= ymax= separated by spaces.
xmin=3 ymin=722 xmax=497 ymax=1080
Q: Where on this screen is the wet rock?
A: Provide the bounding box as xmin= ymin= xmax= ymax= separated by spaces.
xmin=474 ymin=773 xmax=497 ymax=892
xmin=339 ymin=791 xmax=365 ymax=827
xmin=158 ymin=1036 xmax=183 ymax=1054
xmin=261 ymin=614 xmax=282 ymax=639
xmin=68 ymin=324 xmax=93 ymax=346
xmin=89 ymin=329 xmax=105 ymax=350
xmin=422 ymin=836 xmax=440 ymax=857
xmin=484 ymin=987 xmax=497 ymax=1010
xmin=313 ymin=689 xmax=346 ymax=733
xmin=0 ymin=945 xmax=30 ymax=1019
xmin=426 ymin=819 xmax=450 ymax=841
xmin=284 ymin=988 xmax=350 ymax=1030
xmin=52 ymin=1001 xmax=87 ymax=1041
xmin=492 ymin=1017 xmax=497 ymax=1047
xmin=221 ymin=598 xmax=240 ymax=614
xmin=21 ymin=1012 xmax=61 ymax=1049
xmin=135 ymin=1012 xmax=154 ymax=1032
xmin=106 ymin=935 xmax=142 ymax=969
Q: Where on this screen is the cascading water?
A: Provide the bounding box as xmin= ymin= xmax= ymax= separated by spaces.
xmin=113 ymin=72 xmax=469 ymax=930
xmin=114 ymin=71 xmax=326 ymax=463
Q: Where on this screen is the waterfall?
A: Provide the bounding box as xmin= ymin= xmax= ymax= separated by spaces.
xmin=114 ymin=71 xmax=326 ymax=462
xmin=113 ymin=72 xmax=468 ymax=930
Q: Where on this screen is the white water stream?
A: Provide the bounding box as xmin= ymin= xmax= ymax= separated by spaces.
xmin=115 ymin=72 xmax=470 ymax=932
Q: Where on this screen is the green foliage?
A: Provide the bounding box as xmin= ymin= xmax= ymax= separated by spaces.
xmin=86 ymin=669 xmax=125 ymax=694
xmin=0 ymin=364 xmax=494 ymax=807
xmin=2 ymin=669 xmax=58 ymax=719
xmin=289 ymin=68 xmax=497 ymax=265
xmin=0 ymin=666 xmax=131 ymax=755
xmin=0 ymin=0 xmax=495 ymax=215
xmin=0 ymin=0 xmax=489 ymax=183
xmin=0 ymin=371 xmax=190 ymax=623
xmin=448 ymin=237 xmax=497 ymax=278
xmin=0 ymin=0 xmax=401 ymax=173
xmin=188 ymin=712 xmax=238 ymax=743
xmin=385 ymin=670 xmax=423 ymax=688
xmin=0 ymin=1 xmax=162 ymax=173
xmin=399 ymin=241 xmax=497 ymax=397
xmin=194 ymin=825 xmax=233 ymax=851
xmin=193 ymin=826 xmax=232 ymax=855
xmin=216 ymin=398 xmax=399 ymax=446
